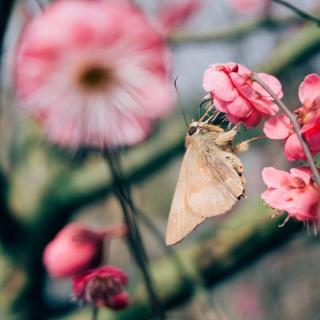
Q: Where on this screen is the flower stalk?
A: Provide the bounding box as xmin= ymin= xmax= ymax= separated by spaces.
xmin=92 ymin=306 xmax=98 ymax=320
xmin=252 ymin=72 xmax=320 ymax=187
xmin=103 ymin=150 xmax=165 ymax=319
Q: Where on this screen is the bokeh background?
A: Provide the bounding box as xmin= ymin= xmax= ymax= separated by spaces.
xmin=1 ymin=0 xmax=320 ymax=319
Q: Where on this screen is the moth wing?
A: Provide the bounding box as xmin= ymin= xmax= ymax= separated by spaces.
xmin=166 ymin=135 xmax=245 ymax=245
xmin=165 ymin=145 xmax=206 ymax=245
xmin=186 ymin=139 xmax=244 ymax=218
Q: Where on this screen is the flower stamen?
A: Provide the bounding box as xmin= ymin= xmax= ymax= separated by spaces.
xmin=78 ymin=64 xmax=114 ymax=92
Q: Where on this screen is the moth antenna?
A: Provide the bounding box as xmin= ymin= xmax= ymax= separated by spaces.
xmin=174 ymin=76 xmax=189 ymax=129
xmin=234 ymin=135 xmax=266 ymax=154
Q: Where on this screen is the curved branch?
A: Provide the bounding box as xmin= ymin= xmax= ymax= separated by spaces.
xmin=272 ymin=0 xmax=320 ymax=26
xmin=169 ymin=14 xmax=299 ymax=44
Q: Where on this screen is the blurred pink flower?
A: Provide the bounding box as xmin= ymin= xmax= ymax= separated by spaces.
xmin=232 ymin=283 xmax=263 ymax=320
xmin=43 ymin=223 xmax=126 ymax=278
xmin=203 ymin=62 xmax=282 ymax=127
xmin=264 ymin=74 xmax=320 ymax=160
xmin=72 ymin=265 xmax=129 ymax=310
xmin=230 ymin=0 xmax=269 ymax=12
xmin=158 ymin=0 xmax=202 ymax=34
xmin=15 ymin=0 xmax=174 ymax=148
xmin=261 ymin=167 xmax=320 ymax=229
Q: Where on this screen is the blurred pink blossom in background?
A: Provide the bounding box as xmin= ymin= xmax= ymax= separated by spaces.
xmin=72 ymin=265 xmax=129 ymax=309
xmin=230 ymin=0 xmax=270 ymax=13
xmin=261 ymin=167 xmax=320 ymax=229
xmin=202 ymin=62 xmax=282 ymax=127
xmin=15 ymin=0 xmax=174 ymax=148
xmin=158 ymin=0 xmax=202 ymax=34
xmin=232 ymin=283 xmax=263 ymax=320
xmin=264 ymin=74 xmax=320 ymax=160
xmin=43 ymin=223 xmax=126 ymax=278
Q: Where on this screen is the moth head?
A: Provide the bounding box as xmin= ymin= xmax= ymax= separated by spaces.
xmin=188 ymin=122 xmax=224 ymax=136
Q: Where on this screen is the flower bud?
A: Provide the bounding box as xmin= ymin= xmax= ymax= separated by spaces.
xmin=44 ymin=222 xmax=127 ymax=278
xmin=72 ymin=265 xmax=129 ymax=310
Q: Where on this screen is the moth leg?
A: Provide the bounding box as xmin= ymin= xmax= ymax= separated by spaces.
xmin=223 ymin=153 xmax=247 ymax=198
xmin=234 ymin=135 xmax=266 ymax=154
xmin=233 ymin=163 xmax=247 ymax=197
xmin=230 ymin=157 xmax=247 ymax=198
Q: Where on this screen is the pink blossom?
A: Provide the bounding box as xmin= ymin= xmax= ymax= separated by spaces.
xmin=72 ymin=265 xmax=129 ymax=309
xmin=264 ymin=74 xmax=320 ymax=160
xmin=158 ymin=0 xmax=202 ymax=34
xmin=261 ymin=167 xmax=320 ymax=229
xmin=202 ymin=63 xmax=282 ymax=127
xmin=43 ymin=223 xmax=126 ymax=278
xmin=15 ymin=0 xmax=174 ymax=148
xmin=230 ymin=0 xmax=270 ymax=13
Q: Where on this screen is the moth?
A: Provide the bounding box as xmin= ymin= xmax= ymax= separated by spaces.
xmin=165 ymin=121 xmax=246 ymax=245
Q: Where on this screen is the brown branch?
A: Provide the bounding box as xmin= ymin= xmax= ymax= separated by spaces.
xmin=272 ymin=0 xmax=320 ymax=26
xmin=168 ymin=14 xmax=298 ymax=44
xmin=252 ymin=73 xmax=320 ymax=186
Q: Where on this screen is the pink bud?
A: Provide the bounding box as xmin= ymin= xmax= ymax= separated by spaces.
xmin=43 ymin=223 xmax=126 ymax=278
xmin=72 ymin=265 xmax=129 ymax=310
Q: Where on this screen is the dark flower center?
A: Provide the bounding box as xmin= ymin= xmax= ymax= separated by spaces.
xmin=84 ymin=276 xmax=123 ymax=306
xmin=78 ymin=64 xmax=114 ymax=92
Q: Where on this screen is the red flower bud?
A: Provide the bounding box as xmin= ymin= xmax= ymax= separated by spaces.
xmin=43 ymin=223 xmax=104 ymax=278
xmin=72 ymin=265 xmax=129 ymax=310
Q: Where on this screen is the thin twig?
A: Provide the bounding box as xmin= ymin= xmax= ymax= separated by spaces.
xmin=103 ymin=150 xmax=165 ymax=320
xmin=92 ymin=306 xmax=98 ymax=320
xmin=251 ymin=73 xmax=320 ymax=186
xmin=272 ymin=0 xmax=320 ymax=26
xmin=169 ymin=14 xmax=299 ymax=44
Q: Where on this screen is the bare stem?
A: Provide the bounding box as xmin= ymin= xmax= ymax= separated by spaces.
xmin=91 ymin=306 xmax=98 ymax=320
xmin=252 ymin=73 xmax=320 ymax=187
xmin=272 ymin=0 xmax=320 ymax=26
xmin=103 ymin=150 xmax=165 ymax=320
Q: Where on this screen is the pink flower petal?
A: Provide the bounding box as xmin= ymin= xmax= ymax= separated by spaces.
xmin=229 ymin=72 xmax=253 ymax=99
xmin=305 ymin=127 xmax=320 ymax=151
xmin=203 ymin=68 xmax=237 ymax=101
xmin=298 ymin=73 xmax=320 ymax=105
xmin=226 ymin=95 xmax=251 ymax=118
xmin=289 ymin=167 xmax=311 ymax=185
xmin=286 ymin=188 xmax=320 ymax=220
xmin=261 ymin=189 xmax=292 ymax=211
xmin=284 ymin=133 xmax=305 ymax=161
xmin=253 ymin=73 xmax=283 ymax=98
xmin=214 ymin=96 xmax=231 ymax=113
xmin=251 ymin=98 xmax=278 ymax=116
xmin=263 ymin=113 xmax=291 ymax=139
xmin=242 ymin=109 xmax=261 ymax=127
xmin=261 ymin=167 xmax=292 ymax=189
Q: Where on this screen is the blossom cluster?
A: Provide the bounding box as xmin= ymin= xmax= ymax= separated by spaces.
xmin=203 ymin=63 xmax=320 ymax=231
xmin=43 ymin=223 xmax=129 ymax=310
